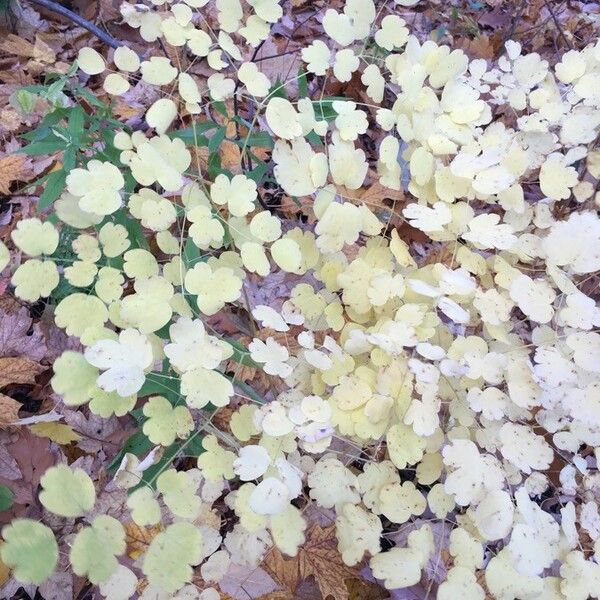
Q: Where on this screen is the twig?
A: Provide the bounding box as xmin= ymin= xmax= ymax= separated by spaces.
xmin=544 ymin=0 xmax=573 ymax=50
xmin=27 ymin=0 xmax=121 ymax=49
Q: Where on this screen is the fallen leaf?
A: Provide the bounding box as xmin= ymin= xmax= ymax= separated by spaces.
xmin=0 ymin=34 xmax=34 ymax=58
xmin=0 ymin=546 xmax=10 ymax=587
xmin=4 ymin=431 xmax=57 ymax=501
xmin=38 ymin=571 xmax=74 ymax=600
xmin=0 ymin=109 xmax=22 ymax=134
xmin=460 ymin=34 xmax=496 ymax=59
xmin=0 ymin=154 xmax=33 ymax=195
xmin=124 ymin=522 xmax=163 ymax=559
xmin=0 ymin=445 xmax=22 ymax=481
xmin=30 ymin=422 xmax=81 ymax=445
xmin=0 ymin=394 xmax=20 ymax=426
xmin=0 ymin=304 xmax=47 ymax=362
xmin=0 ymin=356 xmax=44 ymax=388
xmin=264 ymin=524 xmax=359 ymax=600
xmin=219 ymin=563 xmax=282 ymax=600
xmin=346 ymin=577 xmax=390 ymax=600
xmin=221 ymin=139 xmax=242 ymax=171
xmin=32 ymin=37 xmax=56 ymax=63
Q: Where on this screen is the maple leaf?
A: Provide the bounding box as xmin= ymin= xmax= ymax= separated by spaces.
xmin=264 ymin=524 xmax=359 ymax=600
xmin=0 ymin=356 xmax=44 ymax=388
xmin=0 ymin=155 xmax=33 ymax=195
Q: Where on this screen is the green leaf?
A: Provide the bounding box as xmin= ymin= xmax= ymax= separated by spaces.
xmin=67 ymin=106 xmax=85 ymax=145
xmin=212 ymin=101 xmax=229 ymax=118
xmin=73 ymin=84 xmax=108 ymax=109
xmin=12 ymin=89 xmax=37 ymax=113
xmin=267 ymin=78 xmax=287 ymax=100
xmin=312 ymin=96 xmax=348 ymax=120
xmin=247 ymin=157 xmax=269 ymax=183
xmin=238 ymin=131 xmax=274 ymax=149
xmin=132 ymin=438 xmax=200 ymax=491
xmin=138 ymin=372 xmax=181 ymax=403
xmin=208 ymin=126 xmax=227 ymax=153
xmin=298 ymin=68 xmax=308 ymax=98
xmin=182 ymin=237 xmax=204 ymax=268
xmin=207 ymin=151 xmax=223 ymax=180
xmin=39 ymin=464 xmax=96 ymax=517
xmin=39 ymin=169 xmax=67 ymax=209
xmin=143 ymin=522 xmax=203 ymax=592
xmin=225 ymin=337 xmax=259 ymax=367
xmin=63 ymin=145 xmax=77 ymax=171
xmin=0 ymin=483 xmax=13 ymax=511
xmin=20 ymin=138 xmax=65 ymax=155
xmin=169 ymin=122 xmax=219 ymax=145
xmin=0 ymin=520 xmax=58 ymax=584
xmin=113 ymin=210 xmax=149 ymax=250
xmin=107 ymin=430 xmax=154 ymax=473
xmin=230 ymin=378 xmax=265 ymax=405
xmin=69 ymin=516 xmax=125 ymax=585
xmin=44 ymin=78 xmax=67 ymax=103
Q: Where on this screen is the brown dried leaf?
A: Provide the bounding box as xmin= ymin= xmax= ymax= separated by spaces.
xmin=0 ymin=305 xmax=47 ymax=361
xmin=32 ymin=37 xmax=56 ymax=64
xmin=0 ymin=34 xmax=35 ymax=58
xmin=0 ymin=109 xmax=22 ymax=134
xmin=346 ymin=578 xmax=390 ymax=600
xmin=460 ymin=34 xmax=496 ymax=59
xmin=124 ymin=522 xmax=163 ymax=559
xmin=0 ymin=154 xmax=33 ymax=195
xmin=0 ymin=444 xmax=22 ymax=480
xmin=221 ymin=139 xmax=242 ymax=171
xmin=0 ymin=394 xmax=20 ymax=426
xmin=0 ymin=356 xmax=44 ymax=388
xmin=264 ymin=524 xmax=358 ymax=600
xmin=219 ymin=563 xmax=282 ymax=599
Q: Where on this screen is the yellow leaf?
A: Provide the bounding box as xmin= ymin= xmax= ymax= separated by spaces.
xmin=30 ymin=422 xmax=81 ymax=445
xmin=124 ymin=522 xmax=163 ymax=559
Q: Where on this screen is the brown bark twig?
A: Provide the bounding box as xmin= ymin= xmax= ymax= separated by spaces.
xmin=27 ymin=0 xmax=121 ymax=49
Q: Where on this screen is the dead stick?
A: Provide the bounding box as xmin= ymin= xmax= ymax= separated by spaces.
xmin=544 ymin=1 xmax=573 ymax=50
xmin=27 ymin=0 xmax=121 ymax=49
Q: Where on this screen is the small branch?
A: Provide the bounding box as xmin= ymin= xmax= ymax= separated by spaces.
xmin=27 ymin=0 xmax=121 ymax=49
xmin=544 ymin=1 xmax=573 ymax=50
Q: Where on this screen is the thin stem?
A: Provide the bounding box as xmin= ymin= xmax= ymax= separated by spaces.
xmin=27 ymin=0 xmax=121 ymax=49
